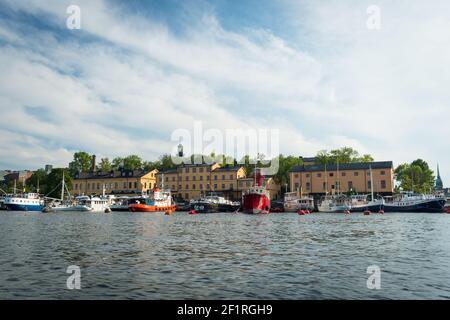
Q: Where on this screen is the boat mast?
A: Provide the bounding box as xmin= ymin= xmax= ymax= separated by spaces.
xmin=37 ymin=178 xmax=40 ymax=194
xmin=369 ymin=165 xmax=374 ymax=201
xmin=14 ymin=179 xmax=17 ymax=195
xmin=61 ymin=171 xmax=65 ymax=201
xmin=337 ymin=159 xmax=340 ymax=195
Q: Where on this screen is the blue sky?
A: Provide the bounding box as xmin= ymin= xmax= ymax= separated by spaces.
xmin=0 ymin=0 xmax=449 ymax=186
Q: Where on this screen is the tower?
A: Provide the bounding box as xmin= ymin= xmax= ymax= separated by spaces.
xmin=435 ymin=163 xmax=443 ymax=191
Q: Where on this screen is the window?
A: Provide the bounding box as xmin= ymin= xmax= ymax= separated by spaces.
xmin=230 ymin=174 xmax=233 ymax=180
xmin=214 ymin=175 xmax=218 ymax=180
xmin=354 ymin=172 xmax=359 ymax=176
xmin=200 ymin=184 xmax=203 ymax=190
xmin=200 ymin=176 xmax=203 ymax=181
xmin=348 ymin=181 xmax=353 ymax=190
xmin=186 ymin=176 xmax=189 ymax=181
xmin=129 ymin=182 xmax=132 ymax=188
xmin=381 ymin=171 xmax=386 ymax=176
xmin=341 ymin=172 xmax=346 ymax=177
xmin=192 ymin=184 xmax=196 ymax=190
xmin=294 ymin=174 xmax=299 ymax=178
xmin=199 ymin=168 xmax=203 ymax=173
xmin=193 ymin=176 xmax=196 ymax=181
xmin=186 ymin=184 xmax=189 ymax=189
xmin=97 ymin=183 xmax=100 ymax=189
xmin=207 ymin=176 xmax=210 ymax=180
xmin=306 ymin=174 xmax=310 ymax=178
xmin=329 ymin=173 xmax=334 ymax=177
xmin=214 ymin=184 xmax=217 ymax=189
xmin=185 ymin=168 xmax=189 ymax=173
xmin=317 ymin=173 xmax=322 ymax=178
xmin=134 ymin=182 xmax=137 ymax=189
xmin=230 ymin=183 xmax=233 ymax=189
xmin=368 ymin=181 xmax=372 ymax=189
xmin=193 ymin=168 xmax=196 ymax=173
xmin=185 ymin=193 xmax=189 ymax=199
xmin=172 ymin=177 xmax=175 ymax=181
xmin=381 ymin=180 xmax=386 ymax=189
xmin=306 ymin=182 xmax=311 ymax=190
xmin=123 ymin=182 xmax=127 ymax=188
xmin=222 ymin=175 xmax=225 ymax=180
xmin=222 ymin=184 xmax=225 ymax=189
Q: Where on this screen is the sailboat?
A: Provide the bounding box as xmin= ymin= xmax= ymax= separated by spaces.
xmin=349 ymin=166 xmax=384 ymax=213
xmin=318 ymin=161 xmax=351 ymax=213
xmin=42 ymin=172 xmax=76 ymax=212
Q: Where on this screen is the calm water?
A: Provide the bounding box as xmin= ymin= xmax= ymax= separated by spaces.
xmin=0 ymin=211 xmax=450 ymax=299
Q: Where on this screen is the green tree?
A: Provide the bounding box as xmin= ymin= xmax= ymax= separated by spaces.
xmin=112 ymin=157 xmax=124 ymax=170
xmin=27 ymin=169 xmax=48 ymax=193
xmin=98 ymin=158 xmax=112 ymax=172
xmin=69 ymin=151 xmax=92 ymax=176
xmin=395 ymin=159 xmax=435 ymax=193
xmin=315 ymin=147 xmax=374 ymax=165
xmin=273 ymin=155 xmax=303 ymax=193
xmin=123 ymin=155 xmax=143 ymax=170
xmin=43 ymin=168 xmax=72 ymax=199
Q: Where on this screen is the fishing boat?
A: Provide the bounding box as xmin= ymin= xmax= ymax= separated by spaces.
xmin=242 ymin=169 xmax=271 ymax=214
xmin=129 ymin=187 xmax=176 ymax=213
xmin=3 ymin=193 xmax=44 ymax=211
xmin=283 ymin=191 xmax=314 ymax=212
xmin=190 ymin=194 xmax=240 ymax=213
xmin=349 ymin=166 xmax=384 ymax=212
xmin=383 ymin=192 xmax=446 ymax=213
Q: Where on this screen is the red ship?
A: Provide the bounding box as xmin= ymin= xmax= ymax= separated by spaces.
xmin=242 ymin=168 xmax=271 ymax=214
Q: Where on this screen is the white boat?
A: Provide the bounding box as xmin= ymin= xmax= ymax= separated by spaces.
xmin=283 ymin=191 xmax=314 ymax=212
xmin=3 ymin=193 xmax=44 ymax=211
xmin=43 ymin=171 xmax=78 ymax=212
xmin=318 ymin=195 xmax=351 ymax=213
xmin=73 ymin=195 xmax=111 ymax=212
xmin=349 ymin=194 xmax=384 ymax=212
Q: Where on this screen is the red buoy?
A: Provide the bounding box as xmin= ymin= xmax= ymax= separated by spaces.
xmin=378 ymin=209 xmax=384 ymax=214
xmin=305 ymin=210 xmax=310 ymax=214
xmin=189 ymin=210 xmax=197 ymax=215
xmin=298 ymin=210 xmax=306 ymax=215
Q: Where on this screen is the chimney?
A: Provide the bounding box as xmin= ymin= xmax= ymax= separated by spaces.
xmin=91 ymin=155 xmax=96 ymax=172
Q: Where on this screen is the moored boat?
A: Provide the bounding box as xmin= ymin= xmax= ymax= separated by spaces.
xmin=383 ymin=192 xmax=446 ymax=213
xmin=318 ymin=195 xmax=351 ymax=213
xmin=3 ymin=193 xmax=44 ymax=211
xmin=72 ymin=195 xmax=111 ymax=212
xmin=283 ymin=191 xmax=314 ymax=212
xmin=349 ymin=194 xmax=384 ymax=213
xmin=242 ymin=169 xmax=271 ymax=214
xmin=129 ymin=187 xmax=176 ymax=213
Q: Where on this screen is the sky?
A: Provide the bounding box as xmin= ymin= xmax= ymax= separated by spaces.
xmin=0 ymin=0 xmax=449 ymax=185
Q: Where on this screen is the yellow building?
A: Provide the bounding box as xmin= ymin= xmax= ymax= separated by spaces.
xmin=156 ymin=163 xmax=247 ymax=201
xmin=72 ymin=169 xmax=158 ymax=196
xmin=289 ymin=161 xmax=394 ymax=196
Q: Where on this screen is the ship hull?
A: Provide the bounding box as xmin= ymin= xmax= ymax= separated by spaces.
xmin=384 ymin=199 xmax=446 ymax=213
xmin=242 ymin=193 xmax=270 ymax=214
xmin=129 ymin=204 xmax=176 ymax=212
xmin=218 ymin=203 xmax=241 ymax=212
xmin=4 ymin=203 xmax=44 ymax=211
xmin=190 ymin=202 xmax=219 ymax=213
xmin=350 ymin=204 xmax=384 ymax=213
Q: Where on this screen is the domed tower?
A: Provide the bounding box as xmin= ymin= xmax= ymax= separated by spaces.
xmin=435 ymin=163 xmax=443 ymax=191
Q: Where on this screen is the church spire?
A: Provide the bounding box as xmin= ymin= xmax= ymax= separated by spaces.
xmin=435 ymin=163 xmax=443 ymax=190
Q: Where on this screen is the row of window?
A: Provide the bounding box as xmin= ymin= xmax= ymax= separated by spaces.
xmin=74 ymin=181 xmax=154 ymax=190
xmin=294 ymin=180 xmax=387 ymax=191
xmin=170 ymin=183 xmax=235 ymax=190
xmin=294 ymin=170 xmax=386 ymax=179
xmin=165 ymin=174 xmax=236 ymax=182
